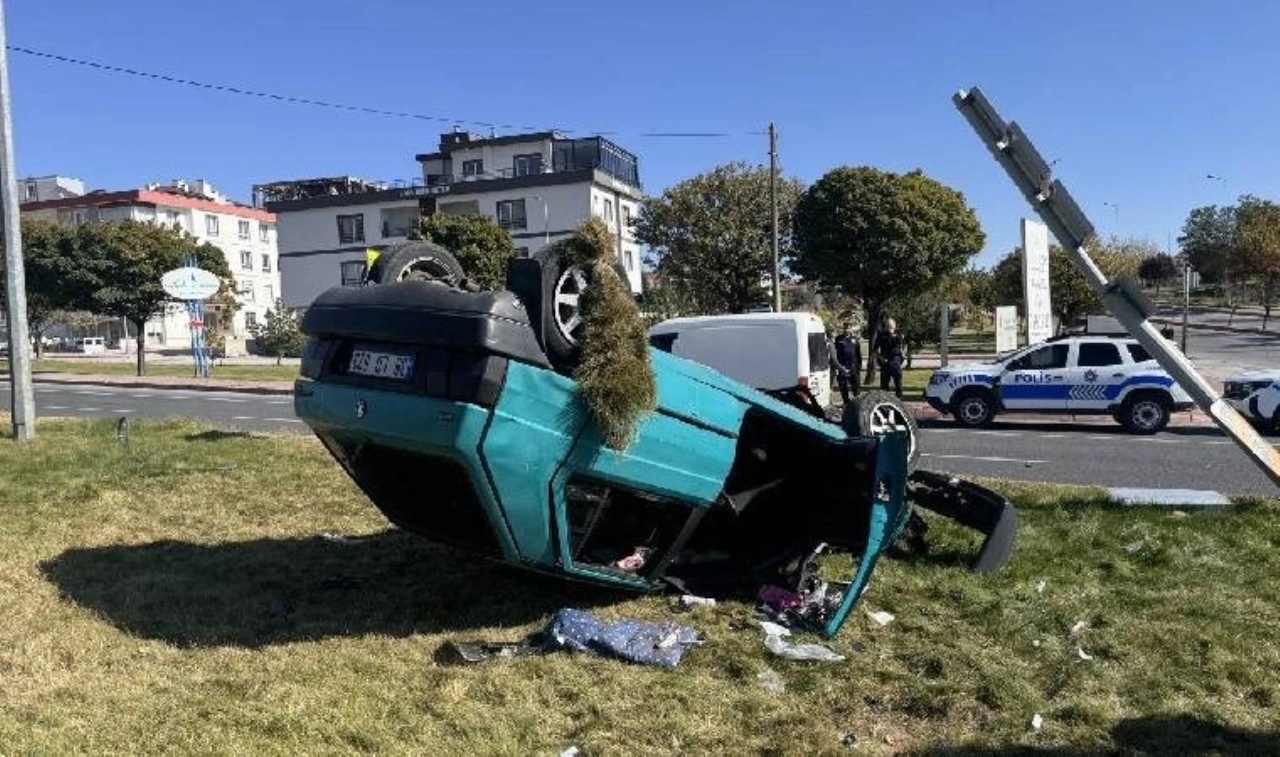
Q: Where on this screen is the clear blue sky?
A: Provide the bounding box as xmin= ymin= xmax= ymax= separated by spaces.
xmin=7 ymin=0 xmax=1276 ymax=268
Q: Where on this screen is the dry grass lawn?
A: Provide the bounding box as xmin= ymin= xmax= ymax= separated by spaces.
xmin=1 ymin=416 xmax=1278 ymax=754
xmin=2 ymin=358 xmax=299 ymax=382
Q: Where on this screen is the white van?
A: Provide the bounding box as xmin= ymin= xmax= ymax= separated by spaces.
xmin=75 ymin=337 xmax=107 ymax=354
xmin=648 ymin=312 xmax=832 ymax=407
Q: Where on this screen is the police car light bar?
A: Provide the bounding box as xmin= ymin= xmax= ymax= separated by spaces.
xmin=954 ymin=86 xmax=1280 ymax=489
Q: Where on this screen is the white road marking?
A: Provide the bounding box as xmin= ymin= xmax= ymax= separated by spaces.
xmin=232 ymin=416 xmax=258 ymax=421
xmin=263 ymin=417 xmax=303 ymax=424
xmin=77 ymin=407 xmax=101 ymax=412
xmin=45 ymin=405 xmax=69 ymax=410
xmin=923 ymin=453 xmax=1047 ymax=465
xmin=1040 ymin=434 xmax=1066 ymax=439
xmin=204 ymin=397 xmax=248 ymax=403
xmin=73 ymin=390 xmax=114 ymax=396
xmin=1137 ymin=437 xmax=1182 ymax=444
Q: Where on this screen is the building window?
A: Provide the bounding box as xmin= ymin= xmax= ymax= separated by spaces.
xmin=496 ymin=199 xmax=527 ymax=230
xmin=261 ymin=253 xmax=272 ymax=273
xmin=516 ymin=246 xmax=529 ymax=257
xmin=25 ymin=183 xmax=36 ymax=200
xmin=265 ymin=284 xmax=275 ymax=303
xmin=625 ymin=249 xmax=634 ymax=271
xmin=259 ymin=224 xmax=271 ymax=243
xmin=245 ymin=312 xmax=258 ymax=328
xmin=206 ymin=214 xmax=220 ymax=236
xmin=164 ymin=210 xmax=180 ymax=227
xmin=462 ymin=159 xmax=483 ymax=178
xmin=238 ymin=220 xmax=251 ymax=239
xmin=513 ymin=153 xmax=543 ymax=177
xmin=340 ymin=260 xmax=365 ymax=287
xmin=337 ymin=213 xmax=365 ymax=244
xmin=604 ymin=198 xmax=614 ymax=223
xmin=240 ymin=251 xmax=253 ymax=271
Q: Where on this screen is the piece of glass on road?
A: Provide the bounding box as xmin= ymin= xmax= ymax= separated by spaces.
xmin=349 ymin=347 xmax=414 ymax=380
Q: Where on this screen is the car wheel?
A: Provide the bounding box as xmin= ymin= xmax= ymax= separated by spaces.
xmin=366 ymin=242 xmax=466 ymax=286
xmin=842 ymin=389 xmax=921 ymax=473
xmin=1119 ymin=392 xmax=1170 ymax=434
xmin=951 ymin=389 xmax=996 ymax=428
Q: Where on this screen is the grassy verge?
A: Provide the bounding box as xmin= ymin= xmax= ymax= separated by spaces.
xmin=2 ymin=417 xmax=1278 ymax=753
xmin=1 ymin=358 xmax=298 ymax=382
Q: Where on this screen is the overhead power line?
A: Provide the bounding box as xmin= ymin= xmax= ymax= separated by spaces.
xmin=7 ymin=45 xmax=762 ymax=139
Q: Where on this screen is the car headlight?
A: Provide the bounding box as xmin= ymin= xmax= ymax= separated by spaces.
xmin=929 ymin=372 xmax=950 ymax=386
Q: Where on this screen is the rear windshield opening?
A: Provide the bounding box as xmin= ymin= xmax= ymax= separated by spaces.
xmin=807 ymin=333 xmax=829 ymax=373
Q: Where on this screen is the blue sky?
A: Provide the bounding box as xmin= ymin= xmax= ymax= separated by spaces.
xmin=7 ymin=0 xmax=1276 ymax=268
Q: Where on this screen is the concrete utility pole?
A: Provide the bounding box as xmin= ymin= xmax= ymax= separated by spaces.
xmin=0 ymin=0 xmax=35 ymax=441
xmin=769 ymin=123 xmax=781 ymax=312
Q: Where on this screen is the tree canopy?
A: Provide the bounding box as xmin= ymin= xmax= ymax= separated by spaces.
xmin=1234 ymin=196 xmax=1280 ymax=327
xmin=410 ymin=212 xmax=515 ymax=290
xmin=1138 ymin=253 xmax=1179 ymax=291
xmin=634 ymin=161 xmax=804 ymax=314
xmin=1178 ymin=204 xmax=1236 ymax=285
xmin=991 ymin=238 xmax=1147 ymax=329
xmin=791 ymin=166 xmax=984 ymax=376
xmin=248 ymin=299 xmax=304 ymax=364
xmin=0 ymin=219 xmax=97 ymax=356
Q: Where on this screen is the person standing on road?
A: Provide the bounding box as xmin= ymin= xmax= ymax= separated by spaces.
xmin=875 ymin=318 xmax=906 ymax=399
xmin=832 ymin=324 xmax=861 ymax=404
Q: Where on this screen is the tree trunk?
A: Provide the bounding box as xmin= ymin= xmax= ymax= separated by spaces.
xmin=134 ymin=320 xmax=147 ymax=376
xmin=34 ymin=333 xmax=44 ymax=360
xmin=276 ymin=352 xmax=283 ymax=366
xmin=864 ymin=301 xmax=883 ymax=385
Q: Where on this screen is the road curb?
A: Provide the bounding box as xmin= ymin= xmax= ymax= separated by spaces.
xmin=28 ymin=374 xmax=295 ymax=396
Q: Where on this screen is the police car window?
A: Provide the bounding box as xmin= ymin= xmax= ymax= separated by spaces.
xmin=1127 ymin=343 xmax=1152 ymax=363
xmin=1077 ymin=342 xmax=1123 ymax=367
xmin=1009 ymin=344 xmax=1068 ymax=370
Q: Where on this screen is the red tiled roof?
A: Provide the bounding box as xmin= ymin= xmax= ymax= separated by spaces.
xmin=21 ymin=189 xmax=275 ymax=222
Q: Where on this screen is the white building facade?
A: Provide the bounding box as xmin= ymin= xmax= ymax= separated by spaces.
xmin=263 ymin=131 xmax=644 ymax=309
xmin=20 ymin=179 xmax=280 ymax=355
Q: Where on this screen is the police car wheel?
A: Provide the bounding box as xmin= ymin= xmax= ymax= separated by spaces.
xmin=1120 ymin=394 xmax=1169 ymax=434
xmin=952 ymin=390 xmax=995 ymax=428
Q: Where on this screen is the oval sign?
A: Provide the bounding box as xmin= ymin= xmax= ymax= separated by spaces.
xmin=161 ymin=266 xmax=221 ymax=300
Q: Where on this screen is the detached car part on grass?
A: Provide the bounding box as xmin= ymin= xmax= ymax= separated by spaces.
xmin=293 ymin=242 xmax=1017 ymax=637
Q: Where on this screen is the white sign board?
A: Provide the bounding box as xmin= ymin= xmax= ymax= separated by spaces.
xmin=161 ymin=266 xmax=220 ymax=301
xmin=1021 ymin=218 xmax=1053 ymax=344
xmin=995 ymin=305 xmax=1018 ymax=353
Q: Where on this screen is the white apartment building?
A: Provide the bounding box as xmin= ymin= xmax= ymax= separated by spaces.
xmin=20 ymin=178 xmax=281 ymax=355
xmin=261 ymin=130 xmax=644 ymax=309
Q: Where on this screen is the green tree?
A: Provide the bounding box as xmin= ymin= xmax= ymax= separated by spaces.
xmin=991 ymin=239 xmax=1145 ymax=329
xmin=248 ymin=299 xmax=304 ymax=364
xmin=1138 ymin=253 xmax=1179 ymax=294
xmin=792 ymin=166 xmax=985 ymax=380
xmin=76 ymin=221 xmax=236 ymax=376
xmin=1178 ymin=204 xmax=1237 ymax=293
xmin=0 ymin=219 xmax=102 ymax=357
xmin=409 ymin=212 xmax=514 ymax=290
xmin=635 ymin=161 xmax=804 ymax=314
xmin=1235 ymin=196 xmax=1280 ymax=329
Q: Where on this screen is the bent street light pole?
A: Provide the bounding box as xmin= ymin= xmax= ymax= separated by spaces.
xmin=0 ymin=0 xmax=34 ymax=441
xmin=769 ymin=122 xmax=781 ymax=313
xmin=954 ymin=86 xmax=1280 ymax=488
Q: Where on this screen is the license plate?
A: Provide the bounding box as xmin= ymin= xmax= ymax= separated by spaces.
xmin=348 ymin=348 xmax=415 ymax=380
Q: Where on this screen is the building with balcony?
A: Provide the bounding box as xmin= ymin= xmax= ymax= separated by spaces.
xmin=20 ymin=178 xmax=280 ymax=355
xmin=261 ymin=129 xmax=644 ymax=308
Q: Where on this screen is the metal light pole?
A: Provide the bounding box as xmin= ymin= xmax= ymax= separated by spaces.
xmin=0 ymin=0 xmax=35 ymax=441
xmin=768 ymin=123 xmax=780 ymax=312
xmin=1181 ymin=262 xmax=1191 ymax=354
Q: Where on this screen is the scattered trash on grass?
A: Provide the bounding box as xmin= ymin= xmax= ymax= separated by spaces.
xmin=763 ymin=632 xmax=846 ymax=662
xmin=839 ymin=732 xmax=858 ymax=748
xmin=757 ymin=666 xmax=786 ymax=694
xmin=680 ymin=594 xmax=716 ymax=608
xmin=1032 ymin=639 xmax=1041 ymax=648
xmin=1031 ymin=713 xmax=1044 ymax=731
xmin=451 ymin=608 xmax=701 ymax=668
xmin=1076 ymin=646 xmax=1094 ymax=661
xmin=1070 ymin=620 xmax=1088 ymax=635
xmin=1123 ymin=540 xmax=1146 ymax=555
xmin=866 ymin=610 xmax=895 ymax=627
xmin=1170 ymin=510 xmax=1189 ymax=519
xmin=560 ymin=747 xmax=581 ymax=757
xmin=1034 ymin=579 xmax=1046 ymax=594
xmin=757 ymin=619 xmax=792 ymax=638
xmin=320 ymin=533 xmax=352 ymax=545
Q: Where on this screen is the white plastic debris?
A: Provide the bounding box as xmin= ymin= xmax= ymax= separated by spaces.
xmin=866 ymin=610 xmax=895 ymax=627
xmin=1070 ymin=620 xmax=1088 ymax=635
xmin=757 ymin=667 xmax=786 ymax=694
xmin=1123 ymin=540 xmax=1145 ymax=554
xmin=560 ymin=748 xmax=581 ymax=757
xmin=1031 ymin=713 xmax=1044 ymax=731
xmin=680 ymin=594 xmax=716 ymax=608
xmin=320 ymin=533 xmax=351 ymax=545
xmin=1032 ymin=639 xmax=1041 ymax=648
xmin=763 ymin=633 xmax=846 ymax=662
xmin=757 ymin=620 xmax=792 ymax=637
xmin=1034 ymin=580 xmax=1046 ymax=594
xmin=1076 ymin=646 xmax=1094 ymax=661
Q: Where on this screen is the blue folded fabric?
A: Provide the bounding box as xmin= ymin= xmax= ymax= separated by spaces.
xmin=545 ymin=608 xmax=700 ymax=668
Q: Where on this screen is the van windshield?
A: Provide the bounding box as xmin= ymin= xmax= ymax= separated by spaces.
xmin=807 ymin=333 xmax=829 ymax=372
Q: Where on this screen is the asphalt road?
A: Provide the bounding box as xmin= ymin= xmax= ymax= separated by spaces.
xmin=0 ymin=382 xmax=303 ymax=433
xmin=918 ymin=419 xmax=1279 ymax=496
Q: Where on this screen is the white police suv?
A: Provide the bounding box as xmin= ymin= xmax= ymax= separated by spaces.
xmin=925 ymin=335 xmax=1193 ymax=433
xmin=1222 ymin=370 xmax=1280 ymax=431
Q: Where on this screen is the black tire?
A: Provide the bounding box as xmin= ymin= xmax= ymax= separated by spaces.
xmin=534 ymin=246 xmax=592 ymax=368
xmin=841 ymin=390 xmax=921 ymax=473
xmin=951 ymin=388 xmax=996 ymax=428
xmin=366 ymin=242 xmax=465 ymax=286
xmin=1118 ymin=391 xmax=1170 ymax=434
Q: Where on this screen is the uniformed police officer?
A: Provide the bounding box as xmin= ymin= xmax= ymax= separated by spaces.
xmin=874 ymin=318 xmax=906 ymax=399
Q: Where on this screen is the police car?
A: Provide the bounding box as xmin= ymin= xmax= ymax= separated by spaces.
xmin=925 ymin=335 xmax=1193 ymax=433
xmin=1222 ymin=370 xmax=1280 ymax=430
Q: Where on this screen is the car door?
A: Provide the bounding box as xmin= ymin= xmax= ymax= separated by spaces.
xmin=997 ymin=342 xmax=1071 ymax=411
xmin=1065 ymin=341 xmax=1128 ymax=412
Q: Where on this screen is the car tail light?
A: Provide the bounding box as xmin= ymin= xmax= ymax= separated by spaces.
xmin=300 ymin=338 xmax=330 ymax=379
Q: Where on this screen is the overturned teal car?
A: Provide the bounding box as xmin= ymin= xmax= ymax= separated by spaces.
xmin=294 ymin=242 xmax=1016 ymax=637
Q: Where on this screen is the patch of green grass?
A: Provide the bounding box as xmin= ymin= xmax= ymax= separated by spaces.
xmin=2 ymin=417 xmax=1279 ymax=752
xmin=2 ymin=358 xmax=298 ymax=382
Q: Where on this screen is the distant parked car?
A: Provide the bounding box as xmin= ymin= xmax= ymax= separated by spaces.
xmin=1222 ymin=370 xmax=1280 ymax=431
xmin=925 ymin=334 xmax=1193 ymax=433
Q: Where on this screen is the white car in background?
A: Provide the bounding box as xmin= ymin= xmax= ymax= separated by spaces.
xmin=1222 ymin=370 xmax=1280 ymax=430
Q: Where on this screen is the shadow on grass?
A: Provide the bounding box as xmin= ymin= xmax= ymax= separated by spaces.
xmin=910 ymin=714 xmax=1280 ymax=755
xmin=184 ymin=430 xmax=259 ymax=442
xmin=40 ymin=529 xmax=626 ymax=649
